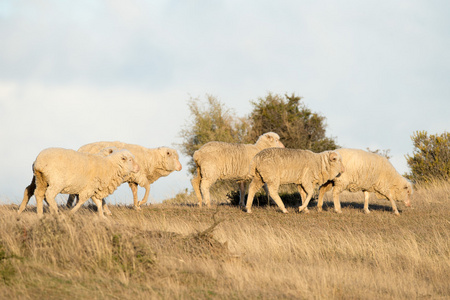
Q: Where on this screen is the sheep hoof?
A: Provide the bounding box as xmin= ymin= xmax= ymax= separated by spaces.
xmin=335 ymin=210 xmax=342 ymax=214
xmin=317 ymin=208 xmax=322 ymax=213
xmin=246 ymin=209 xmax=252 ymax=214
xmin=282 ymin=209 xmax=288 ymax=214
xmin=133 ymin=205 xmax=141 ymax=211
xmin=394 ymin=211 xmax=400 ymax=216
xmin=364 ymin=210 xmax=371 ymax=214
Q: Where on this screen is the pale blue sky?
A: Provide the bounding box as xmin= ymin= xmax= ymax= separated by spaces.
xmin=1 ymin=1 xmax=449 ymax=204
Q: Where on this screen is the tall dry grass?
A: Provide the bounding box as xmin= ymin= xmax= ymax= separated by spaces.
xmin=0 ymin=181 xmax=449 ymax=299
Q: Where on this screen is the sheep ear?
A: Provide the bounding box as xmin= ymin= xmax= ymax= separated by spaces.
xmin=329 ymin=152 xmax=338 ymax=161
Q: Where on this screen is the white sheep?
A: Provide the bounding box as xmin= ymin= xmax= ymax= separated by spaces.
xmin=191 ymin=132 xmax=285 ymax=207
xmin=66 ymin=141 xmax=182 ymax=210
xmin=245 ymin=148 xmax=345 ymax=214
xmin=317 ymin=148 xmax=412 ymax=215
xmin=18 ymin=147 xmax=140 ymax=218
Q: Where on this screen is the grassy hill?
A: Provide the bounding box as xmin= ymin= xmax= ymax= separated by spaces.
xmin=1 ymin=181 xmax=449 ymax=299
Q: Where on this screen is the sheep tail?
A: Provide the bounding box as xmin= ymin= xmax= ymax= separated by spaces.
xmin=247 ymin=159 xmax=257 ymax=180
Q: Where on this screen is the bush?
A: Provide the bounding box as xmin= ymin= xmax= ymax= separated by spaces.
xmin=179 ymin=95 xmax=250 ymax=174
xmin=247 ymin=92 xmax=339 ymax=151
xmin=405 ymin=131 xmax=450 ymax=183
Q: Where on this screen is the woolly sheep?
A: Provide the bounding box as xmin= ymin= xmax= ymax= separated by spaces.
xmin=191 ymin=132 xmax=285 ymax=207
xmin=66 ymin=141 xmax=182 ymax=210
xmin=245 ymin=148 xmax=345 ymax=214
xmin=317 ymin=148 xmax=412 ymax=215
xmin=18 ymin=147 xmax=140 ymax=218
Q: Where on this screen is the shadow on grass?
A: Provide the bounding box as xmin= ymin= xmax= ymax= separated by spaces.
xmin=310 ymin=200 xmax=398 ymax=213
xmin=227 ymin=191 xmax=399 ymax=213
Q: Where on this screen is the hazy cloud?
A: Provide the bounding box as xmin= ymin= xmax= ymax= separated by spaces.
xmin=1 ymin=0 xmax=449 ymax=203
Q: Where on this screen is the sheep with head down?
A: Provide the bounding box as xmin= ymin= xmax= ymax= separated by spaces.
xmin=317 ymin=148 xmax=412 ymax=215
xmin=245 ymin=148 xmax=345 ymax=214
xmin=66 ymin=141 xmax=182 ymax=210
xmin=18 ymin=147 xmax=140 ymax=218
xmin=191 ymin=132 xmax=284 ymax=207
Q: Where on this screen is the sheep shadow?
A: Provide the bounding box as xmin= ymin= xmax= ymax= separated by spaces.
xmin=228 ymin=191 xmax=315 ymax=209
xmin=228 ymin=191 xmax=401 ymax=213
xmin=319 ymin=200 xmax=400 ymax=213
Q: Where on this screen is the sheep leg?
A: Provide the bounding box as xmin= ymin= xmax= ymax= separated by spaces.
xmin=317 ymin=181 xmax=333 ymax=212
xmin=18 ymin=177 xmax=36 ymax=215
xmin=102 ymin=199 xmax=112 ymax=216
xmin=263 ymin=183 xmax=270 ymax=206
xmin=66 ymin=194 xmax=76 ymax=208
xmin=297 ymin=185 xmax=309 ymax=214
xmin=70 ymin=194 xmax=90 ymax=215
xmin=387 ymin=192 xmax=400 ymax=215
xmin=92 ymin=197 xmax=106 ymax=219
xmin=266 ymin=183 xmax=288 ymax=214
xmin=238 ymin=181 xmax=246 ymax=207
xmin=200 ymin=178 xmax=214 ymax=208
xmin=33 ymin=171 xmax=47 ymax=217
xmin=191 ymin=169 xmax=203 ymax=207
xmin=245 ymin=177 xmax=264 ymax=213
xmin=44 ymin=187 xmax=60 ymax=215
xmin=128 ymin=182 xmax=141 ymax=210
xmin=298 ymin=184 xmax=313 ymax=213
xmin=137 ymin=183 xmax=151 ymax=207
xmin=332 ymin=188 xmax=342 ymax=214
xmin=363 ymin=191 xmax=371 ymax=214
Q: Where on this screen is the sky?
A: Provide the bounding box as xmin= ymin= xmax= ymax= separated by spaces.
xmin=1 ymin=0 xmax=449 ymax=205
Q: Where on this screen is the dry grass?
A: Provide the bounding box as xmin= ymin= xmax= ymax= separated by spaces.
xmin=1 ymin=181 xmax=449 ymax=299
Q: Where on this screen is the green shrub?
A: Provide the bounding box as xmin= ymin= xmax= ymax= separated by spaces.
xmin=405 ymin=131 xmax=450 ymax=183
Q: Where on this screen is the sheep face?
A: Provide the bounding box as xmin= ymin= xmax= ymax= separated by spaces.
xmin=159 ymin=148 xmax=182 ymax=172
xmin=328 ymin=151 xmax=345 ymax=179
xmin=260 ymin=132 xmax=285 ymax=148
xmin=392 ymin=180 xmax=413 ymax=207
xmin=117 ymin=150 xmax=140 ymax=174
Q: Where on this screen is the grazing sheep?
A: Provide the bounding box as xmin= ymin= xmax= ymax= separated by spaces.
xmin=18 ymin=148 xmax=140 ymax=218
xmin=67 ymin=141 xmax=182 ymax=210
xmin=245 ymin=148 xmax=345 ymax=214
xmin=317 ymin=148 xmax=412 ymax=215
xmin=191 ymin=132 xmax=285 ymax=207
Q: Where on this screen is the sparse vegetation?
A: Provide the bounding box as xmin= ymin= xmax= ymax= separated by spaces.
xmin=1 ymin=181 xmax=449 ymax=299
xmin=405 ymin=131 xmax=450 ymax=183
xmin=248 ymin=92 xmax=338 ymax=151
xmin=179 ymin=95 xmax=250 ymax=174
xmin=179 ymin=93 xmax=339 ymax=176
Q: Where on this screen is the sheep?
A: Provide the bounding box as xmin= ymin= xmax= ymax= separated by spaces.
xmin=245 ymin=148 xmax=345 ymax=214
xmin=18 ymin=146 xmax=118 ymax=215
xmin=316 ymin=148 xmax=412 ymax=215
xmin=191 ymin=132 xmax=285 ymax=207
xmin=18 ymin=148 xmax=140 ymax=218
xmin=66 ymin=141 xmax=182 ymax=210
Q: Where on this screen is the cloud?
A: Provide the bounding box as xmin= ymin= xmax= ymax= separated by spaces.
xmin=1 ymin=0 xmax=449 ymax=204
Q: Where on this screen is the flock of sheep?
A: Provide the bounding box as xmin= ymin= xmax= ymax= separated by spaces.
xmin=18 ymin=132 xmax=413 ymax=218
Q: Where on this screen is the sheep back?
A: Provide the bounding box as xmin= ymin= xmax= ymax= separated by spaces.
xmin=335 ymin=148 xmax=412 ymax=200
xmin=251 ymin=148 xmax=343 ymax=186
xmin=34 ymin=148 xmax=136 ymax=200
xmin=78 ymin=141 xmax=181 ymax=186
xmin=193 ymin=142 xmax=260 ymax=180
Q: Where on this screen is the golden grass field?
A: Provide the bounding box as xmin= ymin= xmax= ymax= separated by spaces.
xmin=1 ymin=181 xmax=449 ymax=299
